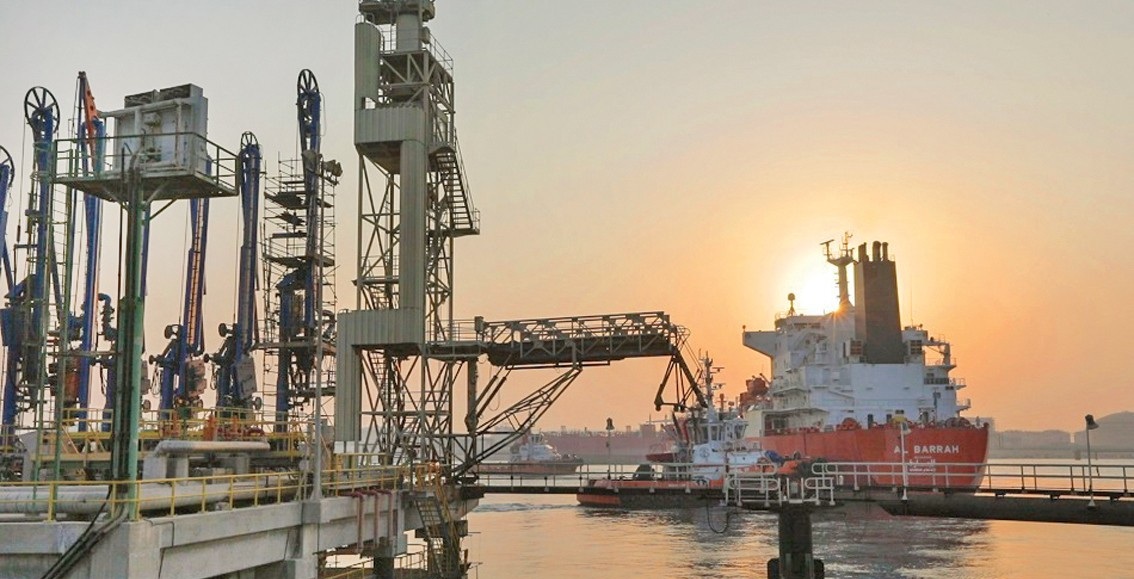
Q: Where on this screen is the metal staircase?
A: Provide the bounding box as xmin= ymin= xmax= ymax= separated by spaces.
xmin=429 ymin=143 xmax=478 ymax=237
xmin=412 ymin=481 xmax=464 ymax=579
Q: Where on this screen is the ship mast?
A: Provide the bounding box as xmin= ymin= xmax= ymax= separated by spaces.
xmin=823 ymin=233 xmax=854 ymax=311
xmin=700 ymin=355 xmax=721 ymax=421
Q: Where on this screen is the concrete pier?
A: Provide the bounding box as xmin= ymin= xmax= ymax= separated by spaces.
xmin=878 ymin=492 xmax=1134 ymax=526
xmin=0 ymin=491 xmax=477 ymax=579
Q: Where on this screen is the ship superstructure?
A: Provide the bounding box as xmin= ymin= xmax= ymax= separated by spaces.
xmin=741 ymin=237 xmax=988 ymax=480
xmin=743 ymin=238 xmax=970 ymax=435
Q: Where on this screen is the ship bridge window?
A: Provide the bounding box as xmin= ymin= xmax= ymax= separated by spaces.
xmin=908 ymin=340 xmax=924 ymax=355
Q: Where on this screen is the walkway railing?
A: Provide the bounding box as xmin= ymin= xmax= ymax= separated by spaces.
xmin=814 ymin=461 xmax=1134 ymax=497
xmin=723 ymin=473 xmax=836 ymax=508
xmin=0 ymin=458 xmax=424 ymax=521
xmin=22 ymin=407 xmax=313 ymax=464
xmin=473 ymin=464 xmax=648 ymax=491
xmin=472 ymin=460 xmax=1134 ymax=503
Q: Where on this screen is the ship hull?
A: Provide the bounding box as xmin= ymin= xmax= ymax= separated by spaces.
xmin=576 ymin=478 xmax=721 ymax=508
xmin=757 ymin=425 xmax=990 ymax=487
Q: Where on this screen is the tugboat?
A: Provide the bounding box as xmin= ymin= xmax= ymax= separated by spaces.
xmin=474 ymin=432 xmax=584 ymax=476
xmin=577 ymin=356 xmax=778 ymax=507
xmin=741 ymin=236 xmax=990 ymax=487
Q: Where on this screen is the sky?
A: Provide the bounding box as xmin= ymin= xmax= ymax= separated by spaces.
xmin=2 ymin=1 xmax=1134 ymax=433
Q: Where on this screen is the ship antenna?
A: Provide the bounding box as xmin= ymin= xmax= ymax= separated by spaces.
xmin=824 ymin=232 xmax=854 ymax=311
xmin=787 ymin=293 xmax=796 ymax=316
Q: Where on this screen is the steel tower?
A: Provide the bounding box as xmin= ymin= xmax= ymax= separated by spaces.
xmin=338 ymin=0 xmax=479 ymax=466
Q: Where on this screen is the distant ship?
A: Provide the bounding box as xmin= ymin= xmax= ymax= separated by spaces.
xmin=741 ymin=237 xmax=989 ymax=487
xmin=537 ymin=424 xmax=672 ymax=464
xmin=474 ymin=432 xmax=584 ymax=476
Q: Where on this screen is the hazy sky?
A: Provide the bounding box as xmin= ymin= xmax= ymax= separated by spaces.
xmin=2 ymin=1 xmax=1133 ymax=433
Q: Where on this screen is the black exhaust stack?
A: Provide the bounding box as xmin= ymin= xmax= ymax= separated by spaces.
xmin=853 ymin=241 xmax=903 ymax=364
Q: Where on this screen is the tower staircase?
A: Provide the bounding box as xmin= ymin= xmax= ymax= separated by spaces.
xmin=429 ymin=144 xmax=478 ymax=238
xmin=412 ymin=472 xmax=465 ymax=579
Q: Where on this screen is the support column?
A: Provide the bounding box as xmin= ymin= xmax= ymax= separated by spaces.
xmin=373 ymin=547 xmax=394 ymax=579
xmin=464 ymin=356 xmax=478 ymax=464
xmin=398 ymin=140 xmax=426 ymax=321
xmin=110 ymin=170 xmax=148 ymax=514
xmin=768 ymin=502 xmax=824 ymax=579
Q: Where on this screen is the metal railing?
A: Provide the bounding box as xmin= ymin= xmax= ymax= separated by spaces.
xmin=814 ymin=461 xmax=985 ymax=490
xmin=723 ymin=473 xmax=836 ymax=508
xmin=813 ymin=461 xmax=1134 ymax=496
xmin=0 ymin=459 xmax=415 ymax=521
xmin=53 ymin=132 xmax=240 ymax=198
xmin=473 ymin=462 xmax=777 ymax=492
xmin=980 ymin=462 xmax=1134 ymax=496
xmin=28 ymin=407 xmax=311 ymax=458
xmin=473 ymin=463 xmax=687 ymax=491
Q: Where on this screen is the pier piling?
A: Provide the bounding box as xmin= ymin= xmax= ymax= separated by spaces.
xmin=768 ymin=501 xmax=824 ymax=579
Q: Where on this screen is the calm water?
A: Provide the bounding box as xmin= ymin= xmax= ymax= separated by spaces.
xmin=464 ymin=494 xmax=1134 ymax=578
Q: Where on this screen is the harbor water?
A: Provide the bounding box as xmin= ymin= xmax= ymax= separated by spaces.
xmin=465 ymin=493 xmax=1134 ymax=578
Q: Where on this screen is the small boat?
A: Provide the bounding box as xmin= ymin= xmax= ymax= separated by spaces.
xmin=577 ymin=356 xmax=778 ymax=507
xmin=474 ymin=432 xmax=584 ymax=476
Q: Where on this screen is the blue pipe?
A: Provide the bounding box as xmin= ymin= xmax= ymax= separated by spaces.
xmin=215 ymin=139 xmax=261 ymax=406
xmin=158 ymin=197 xmax=209 ymax=411
xmin=298 ymin=83 xmax=321 ymax=336
xmin=2 ymin=93 xmax=58 ymax=436
xmin=29 ymin=112 xmax=55 ymax=380
xmin=0 ymin=163 xmax=12 ymax=290
xmin=274 ymin=271 xmax=301 ymax=427
xmin=0 ymin=162 xmax=14 ymax=441
xmin=75 ymin=74 xmax=105 ymax=429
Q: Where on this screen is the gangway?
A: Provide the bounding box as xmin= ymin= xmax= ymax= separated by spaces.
xmin=478 ymin=312 xmax=697 ymax=368
xmin=470 ymin=460 xmax=1134 ymax=500
xmin=445 ymin=311 xmax=708 ymax=475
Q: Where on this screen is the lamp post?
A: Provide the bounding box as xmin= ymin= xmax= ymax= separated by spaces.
xmin=1085 ymin=414 xmax=1099 ymax=508
xmin=606 ymin=417 xmax=614 ymax=479
xmin=899 ymin=420 xmax=910 ymax=502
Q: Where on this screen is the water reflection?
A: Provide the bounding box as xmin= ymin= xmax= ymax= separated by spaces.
xmin=470 ymin=496 xmax=1003 ymax=578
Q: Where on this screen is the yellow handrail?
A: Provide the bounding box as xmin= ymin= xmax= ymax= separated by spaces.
xmin=0 ymin=461 xmax=410 ymax=521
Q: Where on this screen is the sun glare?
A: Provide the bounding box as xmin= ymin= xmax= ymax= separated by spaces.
xmin=785 ymin=260 xmax=841 ymax=315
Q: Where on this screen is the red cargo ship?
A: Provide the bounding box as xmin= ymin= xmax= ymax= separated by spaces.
xmin=741 ymin=237 xmax=989 ymax=487
xmin=537 ymin=425 xmax=671 ymax=464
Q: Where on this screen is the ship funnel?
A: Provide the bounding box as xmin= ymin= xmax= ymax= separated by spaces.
xmin=854 ymin=240 xmax=903 ymax=364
